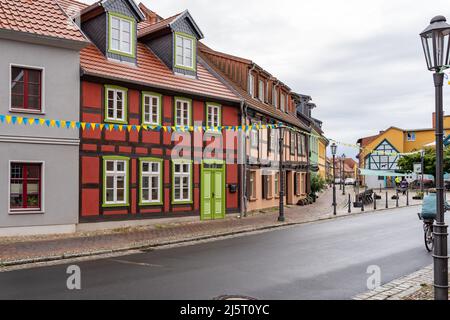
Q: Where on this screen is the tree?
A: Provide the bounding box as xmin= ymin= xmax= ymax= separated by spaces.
xmin=397 ymin=147 xmax=450 ymax=176
xmin=310 ymin=173 xmax=326 ymax=195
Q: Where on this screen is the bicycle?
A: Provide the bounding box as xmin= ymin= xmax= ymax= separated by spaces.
xmin=418 ymin=213 xmax=434 ymax=252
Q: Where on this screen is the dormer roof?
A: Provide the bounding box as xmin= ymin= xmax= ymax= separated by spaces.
xmin=138 ymin=10 xmax=204 ymax=40
xmin=77 ymin=0 xmax=145 ymax=22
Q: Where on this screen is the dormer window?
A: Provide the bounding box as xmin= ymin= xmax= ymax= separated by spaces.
xmin=273 ymin=86 xmax=278 ymax=108
xmin=258 ymin=80 xmax=264 ymax=101
xmin=248 ymin=74 xmax=255 ymax=98
xmin=281 ymin=93 xmax=286 ymax=112
xmin=108 ymin=13 xmax=135 ymax=57
xmin=175 ymin=32 xmax=196 ymax=71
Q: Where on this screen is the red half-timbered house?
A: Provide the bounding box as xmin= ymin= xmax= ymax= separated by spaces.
xmin=59 ymin=0 xmax=242 ymax=222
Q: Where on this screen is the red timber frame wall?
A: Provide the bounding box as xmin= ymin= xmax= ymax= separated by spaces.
xmin=79 ymin=79 xmax=241 ymax=221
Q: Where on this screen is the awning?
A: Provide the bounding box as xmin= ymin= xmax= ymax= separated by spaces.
xmin=359 ymin=169 xmax=408 ymax=177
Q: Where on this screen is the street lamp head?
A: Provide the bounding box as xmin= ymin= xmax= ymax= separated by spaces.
xmin=331 ymin=143 xmax=337 ymax=156
xmin=420 ymin=15 xmax=450 ymax=71
xmin=341 ymin=153 xmax=346 ymax=159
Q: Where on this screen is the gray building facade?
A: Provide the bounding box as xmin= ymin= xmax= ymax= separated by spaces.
xmin=0 ymin=36 xmax=85 ymax=236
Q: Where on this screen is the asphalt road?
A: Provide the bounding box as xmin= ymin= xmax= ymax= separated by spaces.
xmin=0 ymin=207 xmax=438 ymax=300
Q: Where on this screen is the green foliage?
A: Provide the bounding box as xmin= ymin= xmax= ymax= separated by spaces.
xmin=310 ymin=174 xmax=326 ymax=195
xmin=397 ymin=147 xmax=450 ymax=176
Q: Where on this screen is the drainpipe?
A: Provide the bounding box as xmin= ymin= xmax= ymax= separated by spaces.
xmin=240 ymin=100 xmax=248 ymax=218
xmin=240 ymin=65 xmax=257 ymax=218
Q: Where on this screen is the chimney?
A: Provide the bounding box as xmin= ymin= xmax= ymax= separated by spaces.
xmin=139 ymin=3 xmax=160 ymax=24
xmin=433 ymin=112 xmax=436 ymax=129
xmin=432 ymin=111 xmax=445 ymax=129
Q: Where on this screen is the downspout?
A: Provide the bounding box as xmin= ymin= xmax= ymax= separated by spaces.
xmin=240 ymin=64 xmax=257 ymax=218
xmin=240 ymin=101 xmax=248 ymax=218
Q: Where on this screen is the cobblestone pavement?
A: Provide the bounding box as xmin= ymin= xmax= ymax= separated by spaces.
xmin=0 ymin=187 xmax=423 ymax=266
xmin=353 ymin=265 xmax=432 ymax=300
xmin=353 ymin=265 xmax=446 ymax=300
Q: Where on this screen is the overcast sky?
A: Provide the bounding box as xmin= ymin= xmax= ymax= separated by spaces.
xmin=86 ymin=0 xmax=450 ymax=158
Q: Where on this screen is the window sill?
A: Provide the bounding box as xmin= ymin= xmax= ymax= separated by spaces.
xmin=104 ymin=119 xmax=128 ymax=125
xmin=10 ymin=108 xmax=45 ymax=115
xmin=102 ymin=203 xmax=130 ymax=208
xmin=9 ymin=210 xmax=44 ymax=215
xmin=171 ymin=201 xmax=193 ymax=205
xmin=139 ymin=202 xmax=163 ymax=207
xmin=249 ymin=197 xmax=257 ymax=202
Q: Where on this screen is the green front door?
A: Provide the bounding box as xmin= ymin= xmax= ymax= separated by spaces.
xmin=201 ymin=161 xmax=225 ymax=220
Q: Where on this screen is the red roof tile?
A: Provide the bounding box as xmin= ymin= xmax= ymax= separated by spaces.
xmin=57 ymin=0 xmax=89 ymax=12
xmin=198 ymin=49 xmax=309 ymax=131
xmin=0 ymin=0 xmax=86 ymax=42
xmin=80 ymin=43 xmax=240 ymax=103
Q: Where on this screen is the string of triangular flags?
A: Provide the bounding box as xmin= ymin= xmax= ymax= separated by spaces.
xmin=0 ymin=113 xmax=434 ymax=158
xmin=0 ymin=114 xmax=281 ymax=133
xmin=280 ymin=124 xmax=425 ymax=158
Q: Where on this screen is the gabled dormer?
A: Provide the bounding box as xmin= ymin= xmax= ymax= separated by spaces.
xmin=78 ymin=0 xmax=145 ymax=64
xmin=138 ymin=10 xmax=204 ymax=78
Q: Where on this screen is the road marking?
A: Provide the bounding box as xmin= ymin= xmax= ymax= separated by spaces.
xmin=109 ymin=259 xmax=163 ymax=268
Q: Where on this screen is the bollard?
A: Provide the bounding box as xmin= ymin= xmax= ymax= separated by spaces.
xmin=396 ymin=190 xmax=399 ymax=207
xmin=379 ymin=184 xmax=382 ymax=193
xmin=406 ymin=189 xmax=409 ymax=206
xmin=348 ymin=194 xmax=351 ymax=214
xmin=374 ymin=193 xmax=377 ymax=210
xmin=361 ymin=197 xmax=365 ymax=212
xmin=386 ymin=191 xmax=388 ymax=209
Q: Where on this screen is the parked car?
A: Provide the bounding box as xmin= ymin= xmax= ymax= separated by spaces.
xmin=334 ymin=178 xmax=342 ymax=185
xmin=345 ymin=178 xmax=356 ymax=185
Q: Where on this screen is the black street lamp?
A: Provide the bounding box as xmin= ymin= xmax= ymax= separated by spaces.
xmin=342 ymin=153 xmax=346 ymax=196
xmin=420 ymin=15 xmax=450 ymax=301
xmin=331 ymin=143 xmax=337 ymax=215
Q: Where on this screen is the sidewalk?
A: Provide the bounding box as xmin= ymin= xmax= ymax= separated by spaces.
xmin=353 ymin=265 xmax=450 ymax=300
xmin=0 ymin=187 xmax=420 ymax=267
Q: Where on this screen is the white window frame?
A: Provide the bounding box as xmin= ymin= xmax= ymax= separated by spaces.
xmin=109 ymin=14 xmax=134 ymax=56
xmin=173 ymin=161 xmax=192 ymax=203
xmin=142 ymin=93 xmax=161 ymax=125
xmin=175 ymin=98 xmax=191 ymax=126
xmin=273 ymin=85 xmax=278 ymax=108
xmin=140 ymin=160 xmax=162 ymax=204
xmin=207 ymin=104 xmax=221 ymax=129
xmin=9 ymin=64 xmax=46 ymax=115
xmin=175 ymin=33 xmax=195 ymax=70
xmin=8 ymin=160 xmax=45 ymax=215
xmin=407 ymin=132 xmax=416 ymax=142
xmin=281 ymin=93 xmax=286 ymax=112
xmin=106 ymin=87 xmax=127 ymax=123
xmin=249 ymin=73 xmax=255 ymax=97
xmin=104 ymin=159 xmax=128 ymax=205
xmin=258 ymin=79 xmax=264 ymax=101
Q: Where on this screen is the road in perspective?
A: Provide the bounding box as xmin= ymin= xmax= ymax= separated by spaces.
xmin=0 ymin=207 xmax=434 ymax=300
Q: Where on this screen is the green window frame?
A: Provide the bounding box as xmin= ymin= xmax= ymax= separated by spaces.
xmin=139 ymin=157 xmax=163 ymax=206
xmin=104 ymin=85 xmax=128 ymax=124
xmin=108 ymin=12 xmax=136 ymax=58
xmin=174 ymin=32 xmax=196 ymax=71
xmin=174 ymin=97 xmax=192 ymax=127
xmin=102 ymin=156 xmax=130 ymax=208
xmin=205 ymin=102 xmax=222 ymax=130
xmin=172 ymin=159 xmax=193 ymax=205
xmin=142 ymin=92 xmax=162 ymax=125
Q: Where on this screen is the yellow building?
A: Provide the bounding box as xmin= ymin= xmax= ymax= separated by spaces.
xmin=318 ymin=137 xmax=328 ymax=180
xmin=357 ymin=114 xmax=450 ymax=188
